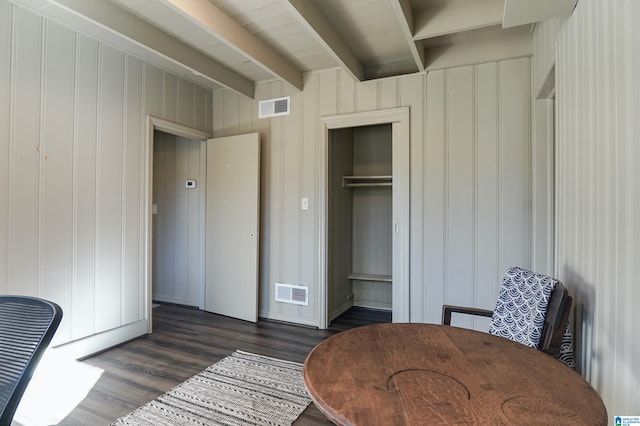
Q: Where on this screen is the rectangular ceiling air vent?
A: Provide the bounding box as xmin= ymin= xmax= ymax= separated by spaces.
xmin=275 ymin=282 xmax=308 ymax=306
xmin=258 ymin=96 xmax=290 ymax=119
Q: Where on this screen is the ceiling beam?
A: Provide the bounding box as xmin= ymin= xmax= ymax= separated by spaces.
xmin=413 ymin=0 xmax=504 ymax=40
xmin=503 ymin=0 xmax=578 ymax=28
xmin=391 ymin=0 xmax=425 ymax=73
xmin=48 ymin=0 xmax=254 ymax=98
xmin=282 ymin=0 xmax=364 ymax=82
xmin=162 ymin=0 xmax=303 ymax=92
xmin=424 ymin=28 xmax=532 ymax=71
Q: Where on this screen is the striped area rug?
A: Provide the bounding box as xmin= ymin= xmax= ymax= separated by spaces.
xmin=112 ymin=350 xmax=311 ymax=426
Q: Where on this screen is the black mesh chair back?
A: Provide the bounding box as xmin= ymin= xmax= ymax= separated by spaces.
xmin=0 ymin=296 xmax=62 ymax=425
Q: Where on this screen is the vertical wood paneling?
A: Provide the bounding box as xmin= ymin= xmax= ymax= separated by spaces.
xmin=266 ymin=82 xmax=286 ymax=315
xmin=73 ymin=34 xmax=99 ymax=340
xmin=631 ymin=8 xmax=640 ymax=407
xmin=318 ymin=70 xmax=339 ymax=116
xmin=143 ymin=63 xmax=163 ymax=117
xmin=193 ymin=85 xmax=205 ymax=131
xmin=10 ymin=7 xmax=42 ymax=296
xmin=176 ymin=78 xmax=193 ymax=127
xmin=96 ymin=44 xmax=124 ymax=332
xmin=237 ymin=90 xmax=253 ymax=134
xmin=212 ymin=90 xmax=224 ymax=137
xmin=475 ymin=62 xmax=501 ymax=314
xmin=163 ymin=72 xmax=177 ymax=122
xmin=41 ymin=20 xmax=75 ymax=341
xmin=0 ymin=1 xmax=11 ymax=294
xmin=204 ymin=90 xmax=213 ymax=134
xmin=223 ymin=89 xmax=241 ymax=138
xmin=1 ymin=0 xmax=539 ymax=358
xmin=499 ymin=58 xmax=531 ymax=268
xmin=281 ymin=88 xmax=302 ymax=290
xmin=0 ymin=1 xmax=213 ymax=351
xmin=314 ymin=72 xmax=340 ymax=320
xmin=299 ymin=73 xmax=319 ymax=319
xmin=624 ymin=0 xmax=639 ymax=404
xmin=212 ymin=62 xmax=533 ymax=330
xmin=379 ymin=78 xmax=398 ymax=110
xmin=337 ymin=70 xmax=354 ymax=114
xmin=423 ymin=70 xmax=447 ymax=322
xmin=446 ymin=66 xmax=475 ymax=329
xmin=123 ymin=55 xmax=143 ymax=322
xmin=355 ymin=79 xmax=377 ymax=111
xmin=534 ymin=0 xmax=640 ymax=417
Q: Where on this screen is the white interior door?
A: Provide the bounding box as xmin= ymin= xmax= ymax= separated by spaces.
xmin=205 ymin=133 xmax=260 ymax=322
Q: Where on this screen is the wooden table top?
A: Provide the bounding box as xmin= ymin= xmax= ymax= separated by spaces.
xmin=304 ymin=323 xmax=607 ymax=425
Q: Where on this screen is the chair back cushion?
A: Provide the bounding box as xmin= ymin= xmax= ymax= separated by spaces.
xmin=488 ymin=266 xmax=557 ymax=348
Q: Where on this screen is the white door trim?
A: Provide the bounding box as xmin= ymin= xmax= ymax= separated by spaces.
xmin=318 ymin=107 xmax=410 ymax=329
xmin=143 ymin=115 xmax=211 ymax=332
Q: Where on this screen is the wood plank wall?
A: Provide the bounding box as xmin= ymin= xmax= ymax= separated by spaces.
xmin=213 ymin=57 xmax=535 ymax=330
xmin=0 ymin=2 xmax=212 ymax=349
xmin=533 ymin=0 xmax=640 ymax=418
xmin=0 ymin=0 xmax=538 ymax=357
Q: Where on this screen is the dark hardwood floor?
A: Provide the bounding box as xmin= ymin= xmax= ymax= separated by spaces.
xmin=59 ymin=305 xmax=390 ymax=425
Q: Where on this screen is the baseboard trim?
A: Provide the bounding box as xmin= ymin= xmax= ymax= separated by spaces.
xmin=353 ymin=301 xmax=392 ymax=311
xmin=259 ymin=311 xmax=319 ymax=328
xmin=52 ymin=320 xmax=149 ymax=360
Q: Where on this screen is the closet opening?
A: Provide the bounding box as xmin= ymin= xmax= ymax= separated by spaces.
xmin=327 ymin=124 xmax=393 ymax=327
xmin=318 ymin=107 xmax=409 ymax=330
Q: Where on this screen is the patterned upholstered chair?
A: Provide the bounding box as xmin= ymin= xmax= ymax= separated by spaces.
xmin=442 ymin=266 xmax=573 ymax=364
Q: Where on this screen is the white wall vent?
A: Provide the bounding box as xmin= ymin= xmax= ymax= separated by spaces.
xmin=258 ymin=96 xmax=290 ymax=119
xmin=275 ymin=282 xmax=308 ymax=306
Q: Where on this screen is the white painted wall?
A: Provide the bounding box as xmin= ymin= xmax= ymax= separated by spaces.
xmin=0 ymin=1 xmax=212 ymax=356
xmin=152 ymin=131 xmax=203 ymax=307
xmin=214 ymin=57 xmax=535 ymax=330
xmin=533 ymin=0 xmax=640 ymax=417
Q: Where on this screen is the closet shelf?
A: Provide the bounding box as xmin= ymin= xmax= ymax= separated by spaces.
xmin=342 ymin=175 xmax=392 ymax=188
xmin=348 ymin=273 xmax=392 ymax=283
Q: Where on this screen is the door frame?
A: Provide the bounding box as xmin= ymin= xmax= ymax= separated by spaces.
xmin=318 ymin=107 xmax=410 ymax=329
xmin=143 ymin=115 xmax=211 ymax=332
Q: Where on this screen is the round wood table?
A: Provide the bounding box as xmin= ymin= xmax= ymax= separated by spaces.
xmin=304 ymin=323 xmax=607 ymax=425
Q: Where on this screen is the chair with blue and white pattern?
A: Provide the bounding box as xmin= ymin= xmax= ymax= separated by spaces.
xmin=442 ymin=266 xmax=574 ymax=366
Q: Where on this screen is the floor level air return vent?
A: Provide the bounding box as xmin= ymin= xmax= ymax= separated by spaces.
xmin=275 ymin=283 xmax=308 ymax=306
xmin=258 ymin=96 xmax=290 ymax=119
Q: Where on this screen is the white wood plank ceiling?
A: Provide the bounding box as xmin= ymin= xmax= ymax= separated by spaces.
xmin=11 ymin=0 xmax=577 ymax=97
